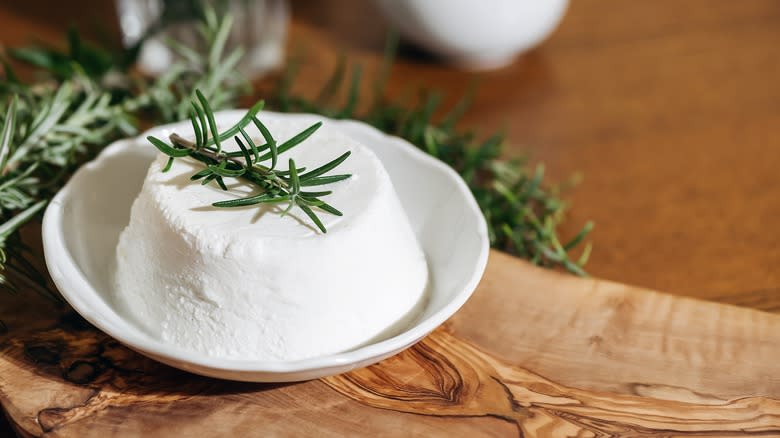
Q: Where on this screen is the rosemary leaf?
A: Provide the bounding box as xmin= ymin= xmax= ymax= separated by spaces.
xmin=147 ymin=136 xmax=191 ymax=157
xmin=298 ymin=203 xmax=326 ymax=234
xmin=256 ymin=122 xmax=322 ymax=161
xmin=196 ymin=89 xmax=222 ymax=154
xmin=189 ymin=110 xmax=203 ymax=148
xmin=299 ymin=174 xmax=352 ymax=187
xmin=253 ymin=117 xmax=278 ymax=170
xmin=299 ymin=151 xmax=351 ymax=181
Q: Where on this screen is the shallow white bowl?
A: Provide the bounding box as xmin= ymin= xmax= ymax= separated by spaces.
xmin=42 ymin=111 xmax=489 ymax=382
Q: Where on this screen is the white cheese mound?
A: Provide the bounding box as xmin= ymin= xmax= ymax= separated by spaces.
xmin=112 ymin=116 xmax=429 ymax=361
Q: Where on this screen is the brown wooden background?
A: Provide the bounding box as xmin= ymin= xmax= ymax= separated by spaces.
xmin=1 ymin=0 xmax=780 ymax=434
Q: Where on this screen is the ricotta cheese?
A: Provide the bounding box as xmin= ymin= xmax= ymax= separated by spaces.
xmin=112 ymin=117 xmax=429 ymax=361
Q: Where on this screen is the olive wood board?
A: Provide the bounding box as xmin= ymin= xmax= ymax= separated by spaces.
xmin=1 ymin=249 xmax=779 ymax=437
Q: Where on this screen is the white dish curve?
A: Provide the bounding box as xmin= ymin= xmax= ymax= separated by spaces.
xmin=41 ymin=111 xmax=489 ymax=382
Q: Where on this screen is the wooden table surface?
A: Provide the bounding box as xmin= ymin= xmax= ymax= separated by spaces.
xmin=1 ymin=0 xmax=779 ymax=435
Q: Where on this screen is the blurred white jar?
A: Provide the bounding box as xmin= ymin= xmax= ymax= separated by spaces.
xmin=374 ymin=0 xmax=568 ymax=69
xmin=116 ymin=0 xmax=288 ymax=77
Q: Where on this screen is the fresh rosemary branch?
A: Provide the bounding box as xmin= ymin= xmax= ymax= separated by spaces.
xmin=146 ymin=91 xmax=351 ymax=233
xmin=0 ymin=7 xmax=248 ymax=292
xmin=269 ymin=38 xmax=593 ymax=275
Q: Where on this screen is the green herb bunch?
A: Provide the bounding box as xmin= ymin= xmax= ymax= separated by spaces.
xmin=0 ymin=7 xmax=247 ymax=293
xmin=147 ymin=91 xmax=351 ymax=233
xmin=270 ymin=41 xmax=593 ymax=275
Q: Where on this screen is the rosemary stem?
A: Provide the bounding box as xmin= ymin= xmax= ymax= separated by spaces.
xmin=169 ymin=133 xmax=289 ymax=190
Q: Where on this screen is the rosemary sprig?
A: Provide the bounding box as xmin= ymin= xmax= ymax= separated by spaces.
xmin=269 ymin=36 xmax=593 ymax=275
xmin=146 ymin=92 xmax=351 ymax=233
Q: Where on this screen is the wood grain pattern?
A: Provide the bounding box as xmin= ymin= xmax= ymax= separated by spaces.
xmin=326 ymin=330 xmax=780 ymax=435
xmin=1 ymin=250 xmax=779 ymax=436
xmin=1 ymin=0 xmax=780 ymax=436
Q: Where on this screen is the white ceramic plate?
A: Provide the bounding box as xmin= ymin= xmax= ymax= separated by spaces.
xmin=41 ymin=111 xmax=489 ymax=382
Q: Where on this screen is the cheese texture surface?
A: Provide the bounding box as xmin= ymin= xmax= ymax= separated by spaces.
xmin=112 ymin=117 xmax=428 ymax=360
